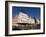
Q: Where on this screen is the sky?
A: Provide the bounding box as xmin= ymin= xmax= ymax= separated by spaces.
xmin=12 ymin=6 xmax=40 ymax=19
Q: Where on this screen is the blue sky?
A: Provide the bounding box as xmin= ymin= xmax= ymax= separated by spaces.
xmin=12 ymin=6 xmax=40 ymax=19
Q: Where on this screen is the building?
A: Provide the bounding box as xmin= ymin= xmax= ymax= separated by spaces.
xmin=12 ymin=12 xmax=40 ymax=30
